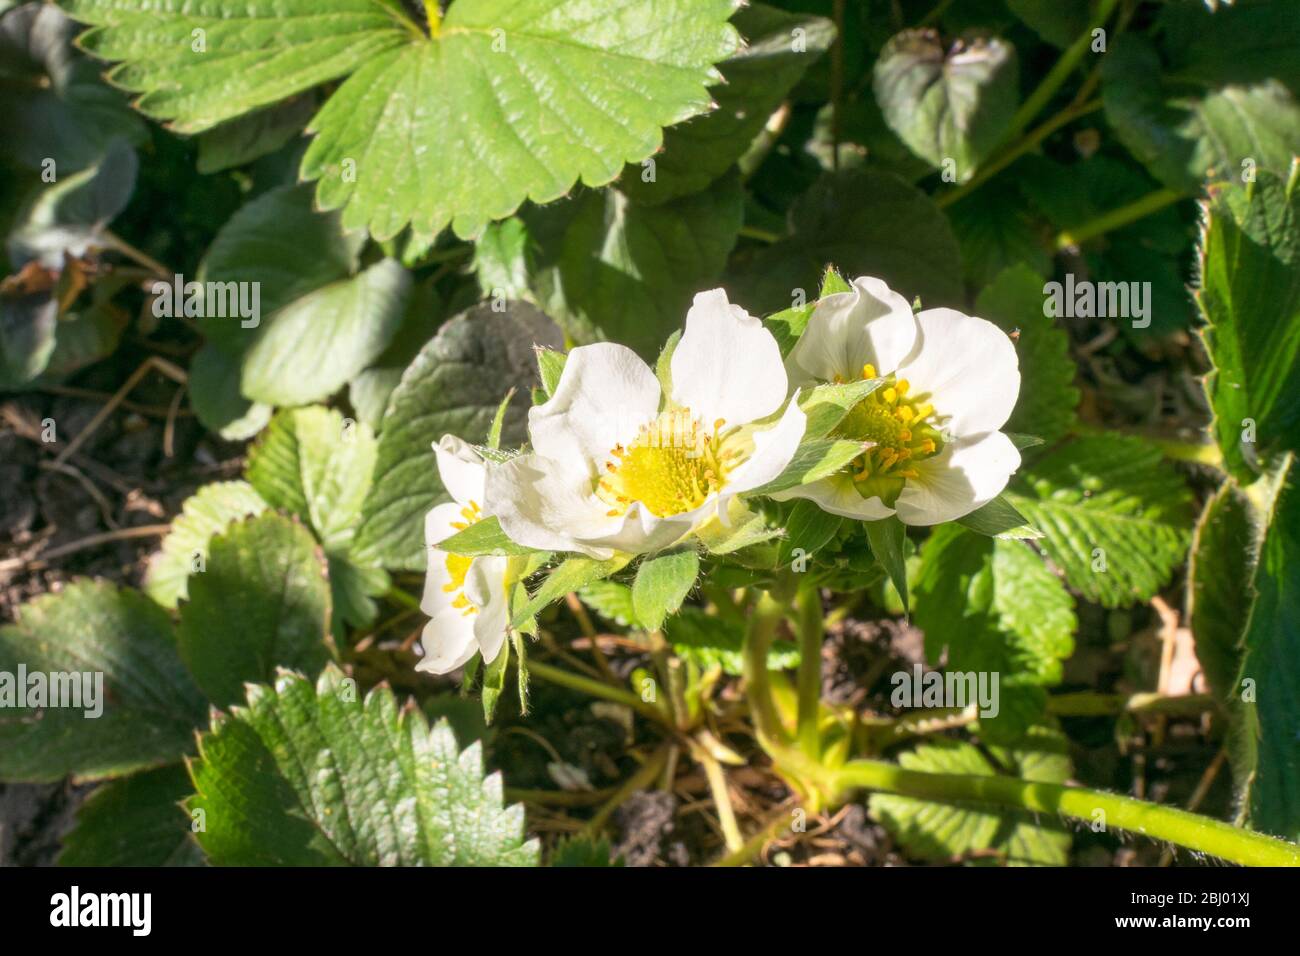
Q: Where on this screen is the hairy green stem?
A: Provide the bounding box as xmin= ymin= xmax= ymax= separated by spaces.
xmin=742 ymin=591 xmax=791 ymax=747
xmin=794 ymin=585 xmax=824 ymax=758
xmin=1055 ymin=188 xmax=1185 ymax=249
xmin=832 ymin=759 xmax=1300 ymax=867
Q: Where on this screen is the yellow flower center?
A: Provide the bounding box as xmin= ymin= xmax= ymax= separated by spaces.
xmin=833 ymin=364 xmax=944 ymax=504
xmin=596 ymin=407 xmax=733 ymax=518
xmin=442 ymin=501 xmax=482 ymax=616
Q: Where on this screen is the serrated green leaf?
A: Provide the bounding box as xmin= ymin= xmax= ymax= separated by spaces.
xmin=526 ymin=175 xmax=743 ymax=358
xmin=145 ymin=480 xmax=269 ymax=609
xmin=246 ymin=406 xmax=377 ymax=551
xmin=186 ymin=666 xmax=538 ymax=865
xmin=632 ymin=549 xmax=700 ymax=631
xmin=577 ymin=580 xmax=638 ymax=628
xmin=869 ymin=727 xmax=1072 ymax=866
xmin=241 ymin=258 xmax=412 ymax=407
xmin=1005 ymin=435 xmax=1193 ymax=607
xmin=58 ymin=765 xmax=204 ymax=867
xmin=619 ymin=3 xmax=835 ymax=205
xmin=0 ymin=581 xmax=206 ymax=783
xmin=354 ymin=302 xmax=561 ymax=570
xmin=1198 ymin=167 xmax=1300 ymax=481
xmin=512 ymin=555 xmax=631 ymax=629
xmin=177 ymin=513 xmax=333 ymax=708
xmin=949 ymin=181 xmax=1053 ymax=289
xmin=975 ymin=264 xmax=1079 ymax=445
xmin=873 ymin=30 xmax=1018 ymax=181
xmin=67 ymin=0 xmax=741 ymax=241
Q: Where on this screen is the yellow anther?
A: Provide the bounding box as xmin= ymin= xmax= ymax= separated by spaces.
xmin=895 ymin=406 xmax=915 ymax=423
xmin=883 ymin=387 xmax=898 ymax=403
xmin=861 ymin=363 xmax=877 ymax=379
xmin=896 ymin=379 xmax=910 ymax=395
xmin=915 ymin=403 xmax=934 ymax=419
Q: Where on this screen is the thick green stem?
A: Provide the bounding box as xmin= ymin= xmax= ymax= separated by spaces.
xmin=794 ymin=585 xmax=824 ymax=758
xmin=742 ymin=591 xmax=791 ymax=747
xmin=833 ymin=759 xmax=1300 ymax=867
xmin=1055 ymin=188 xmax=1185 ymax=249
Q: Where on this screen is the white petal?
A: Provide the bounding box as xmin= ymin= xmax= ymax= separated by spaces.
xmin=434 ymin=435 xmax=486 ymax=506
xmin=724 ymin=395 xmax=808 ymax=494
xmin=415 ymin=607 xmax=479 ymax=675
xmin=893 ymin=431 xmax=1021 ymax=526
xmin=895 ymin=308 xmax=1021 ymax=437
xmin=466 ymin=555 xmax=511 ymax=665
xmin=787 ymin=276 xmax=918 ymax=386
xmin=528 ymin=343 xmax=660 ymax=470
xmin=485 ymin=453 xmax=623 ymax=559
xmin=670 ymin=289 xmax=787 ymax=427
xmin=592 ymin=502 xmax=702 ymax=556
xmin=771 ymin=473 xmax=896 ymax=521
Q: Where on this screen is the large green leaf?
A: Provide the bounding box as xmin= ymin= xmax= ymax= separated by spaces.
xmin=67 ymin=0 xmax=740 ymax=241
xmin=525 ymin=174 xmax=743 ymax=358
xmin=241 ymin=258 xmax=412 ymax=407
xmin=145 ymin=479 xmax=269 ymax=609
xmin=58 ymin=765 xmax=204 ymax=866
xmin=1197 ymin=167 xmax=1300 ymax=481
xmin=176 ymin=512 xmax=333 ymax=708
xmin=1103 ymin=34 xmax=1300 ymax=194
xmin=195 ymin=183 xmax=365 ymax=353
xmin=187 ymin=666 xmax=538 ymax=865
xmin=1005 ymin=436 xmax=1193 ymax=607
xmin=729 ymin=169 xmax=963 ymax=315
xmin=619 ymin=3 xmax=835 ymax=205
xmin=0 ymin=581 xmax=206 ymax=783
xmin=246 ymin=406 xmax=377 ymax=551
xmin=354 ymin=301 xmax=561 ymax=570
xmin=869 ymin=726 xmax=1072 ymax=866
xmin=975 ymin=264 xmax=1079 ymax=445
xmin=187 ymin=344 xmax=273 ymax=441
xmin=872 ymin=29 xmax=1018 ymax=181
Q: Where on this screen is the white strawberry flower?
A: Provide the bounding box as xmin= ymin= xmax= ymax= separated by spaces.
xmin=485 ymin=290 xmax=807 ymax=559
xmin=418 ymin=436 xmax=511 ymax=674
xmin=776 ymin=276 xmax=1022 ymax=525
